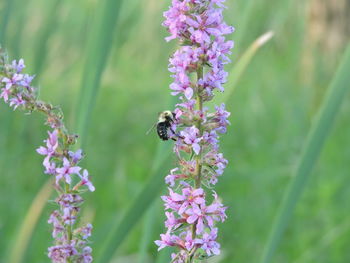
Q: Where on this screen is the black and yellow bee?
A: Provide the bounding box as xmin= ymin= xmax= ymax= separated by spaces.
xmin=147 ymin=111 xmax=177 ymax=141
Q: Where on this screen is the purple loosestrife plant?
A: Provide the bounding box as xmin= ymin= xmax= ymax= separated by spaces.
xmin=0 ymin=48 xmax=95 ymax=263
xmin=155 ymin=0 xmax=234 ymax=262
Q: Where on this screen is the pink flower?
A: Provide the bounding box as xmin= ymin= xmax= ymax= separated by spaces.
xmin=170 ymin=81 xmax=193 ymax=100
xmin=81 ymin=246 xmax=93 ymax=263
xmin=195 ymin=228 xmax=221 ymax=256
xmin=180 ymin=126 xmax=201 ymax=155
xmin=187 ymin=12 xmax=223 ymax=44
xmin=178 ymin=187 xmax=205 ymax=214
xmin=56 ymin=158 xmax=81 ymax=185
xmin=0 ymin=55 xmax=96 ymax=262
xmin=186 ymin=204 xmax=206 ymax=234
xmin=69 ymin=149 xmax=83 ymax=164
xmin=48 ymin=244 xmax=77 ymax=262
xmin=78 ymin=169 xmax=95 ymax=192
xmin=36 ymin=130 xmax=59 ymax=157
xmin=9 ymin=94 xmax=25 ymax=110
xmin=0 ymin=86 xmax=11 ymax=102
xmin=157 ymin=0 xmax=233 ymax=259
xmin=165 ymin=168 xmax=180 ymax=187
xmin=80 ymin=224 xmax=93 ymax=240
xmin=155 ymin=232 xmax=181 ymax=251
xmin=2 ymin=73 xmax=23 ymax=89
xmin=12 ymin=59 xmax=25 ymax=73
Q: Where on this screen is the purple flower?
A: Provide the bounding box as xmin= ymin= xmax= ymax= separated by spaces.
xmin=186 ymin=204 xmax=206 ymax=234
xmin=180 ymin=126 xmax=201 ymax=155
xmin=215 ymin=103 xmax=230 ymax=123
xmin=206 ymin=192 xmax=227 ymax=222
xmin=195 ymin=228 xmax=221 ymax=256
xmin=81 ymin=246 xmax=93 ymax=263
xmin=170 ymin=81 xmax=193 ymax=100
xmin=155 ymin=232 xmax=181 ymax=251
xmin=184 ymin=230 xmax=195 ymax=250
xmin=44 ymin=161 xmax=56 ymax=175
xmin=9 ymin=94 xmax=26 ymax=110
xmin=56 ymin=157 xmax=81 ymax=185
xmin=78 ymin=169 xmax=95 ymax=192
xmin=48 ymin=211 xmax=64 ymax=239
xmin=157 ymin=0 xmax=233 ymax=259
xmin=165 ymin=211 xmax=184 ymax=230
xmin=20 ymin=74 xmax=35 ymax=88
xmin=48 ymin=244 xmax=77 ymax=262
xmin=2 ymin=73 xmax=23 ymax=90
xmin=165 ymin=167 xmax=180 ymax=187
xmin=162 ymin=188 xmax=185 ymax=211
xmin=12 ymin=59 xmax=25 ymax=73
xmin=171 ymin=251 xmax=188 ymax=263
xmin=62 ymin=207 xmax=77 ymax=225
xmin=0 ymin=56 xmax=95 ymax=262
xmin=187 ymin=12 xmax=223 ymax=44
xmin=37 ymin=130 xmax=59 ymax=166
xmin=178 ymin=187 xmax=205 ymax=214
xmin=0 ymin=86 xmax=11 ymax=102
xmin=163 ymin=0 xmax=190 ymax=41
xmin=69 ymin=149 xmax=83 ymax=163
xmin=80 ymin=224 xmax=93 ymax=239
xmin=210 ymin=0 xmax=227 ymax=8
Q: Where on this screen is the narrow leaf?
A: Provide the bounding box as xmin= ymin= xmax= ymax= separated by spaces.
xmin=95 ymin=142 xmax=172 ymax=263
xmin=137 ymin=203 xmax=157 ymax=263
xmin=95 ymin=95 xmax=178 ymax=262
xmin=33 ymin=0 xmax=62 ymax=76
xmin=7 ymin=179 xmax=53 ymax=263
xmin=211 ymin=31 xmax=274 ymax=106
xmin=75 ymin=0 xmax=123 ymax=146
xmin=260 ymin=44 xmax=350 ymax=263
xmin=0 ymin=0 xmax=13 ymax=44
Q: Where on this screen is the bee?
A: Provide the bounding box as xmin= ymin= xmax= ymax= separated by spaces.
xmin=147 ymin=111 xmax=178 ymax=141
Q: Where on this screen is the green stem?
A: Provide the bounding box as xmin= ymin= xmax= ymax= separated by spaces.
xmin=195 ymin=66 xmax=203 ymax=188
xmin=65 ymin=183 xmax=73 ymax=263
xmin=189 ymin=65 xmax=204 ymax=263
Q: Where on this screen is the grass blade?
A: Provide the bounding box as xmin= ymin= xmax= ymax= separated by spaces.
xmin=260 ymin=44 xmax=350 ymax=263
xmin=7 ymin=179 xmax=53 ymax=263
xmin=95 ymin=141 xmax=172 ymax=263
xmin=224 ymin=31 xmax=274 ymax=103
xmin=0 ymin=0 xmax=13 ymax=45
xmin=32 ymin=0 xmax=62 ymax=76
xmin=155 ymin=248 xmax=173 ymax=263
xmin=137 ymin=202 xmax=157 ymax=263
xmin=211 ymin=31 xmax=274 ymax=106
xmin=95 ymin=91 xmax=179 ymax=262
xmin=75 ymin=0 xmax=122 ymax=146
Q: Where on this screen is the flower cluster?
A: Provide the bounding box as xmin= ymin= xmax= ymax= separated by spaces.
xmin=0 ymin=49 xmax=94 ymax=263
xmin=155 ymin=0 xmax=233 ymax=261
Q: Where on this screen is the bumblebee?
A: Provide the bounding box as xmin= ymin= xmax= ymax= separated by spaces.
xmin=157 ymin=111 xmax=176 ymax=140
xmin=147 ymin=111 xmax=177 ymax=141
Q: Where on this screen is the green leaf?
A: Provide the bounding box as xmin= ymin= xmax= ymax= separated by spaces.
xmin=95 ymin=141 xmax=172 ymax=263
xmin=137 ymin=202 xmax=157 ymax=263
xmin=210 ymin=31 xmax=274 ymax=107
xmin=155 ymin=248 xmax=173 ymax=263
xmin=95 ymin=93 xmax=178 ymax=262
xmin=0 ymin=0 xmax=13 ymax=45
xmin=32 ymin=0 xmax=62 ymax=76
xmin=75 ymin=0 xmax=123 ymax=147
xmin=7 ymin=179 xmax=53 ymax=263
xmin=260 ymin=44 xmax=350 ymax=263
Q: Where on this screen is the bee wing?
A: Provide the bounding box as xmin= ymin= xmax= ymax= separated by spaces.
xmin=146 ymin=122 xmax=157 ymax=135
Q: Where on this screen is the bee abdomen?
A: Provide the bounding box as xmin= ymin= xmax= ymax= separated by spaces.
xmin=157 ymin=122 xmax=169 ymax=140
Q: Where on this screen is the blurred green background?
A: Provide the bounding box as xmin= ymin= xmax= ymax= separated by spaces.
xmin=0 ymin=0 xmax=349 ymax=262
